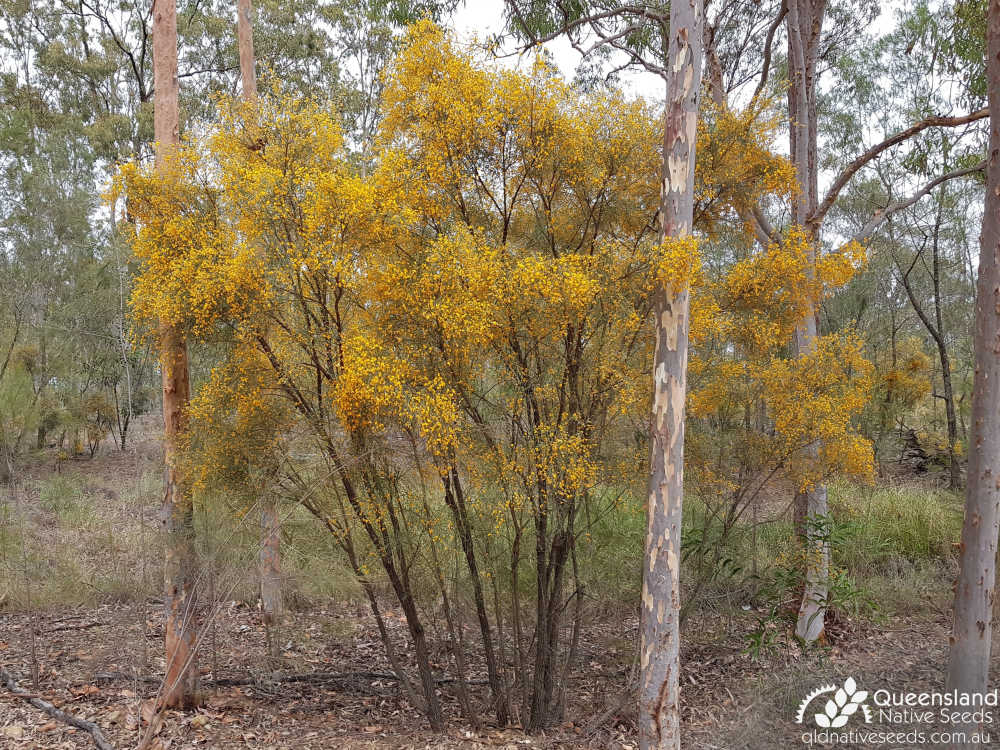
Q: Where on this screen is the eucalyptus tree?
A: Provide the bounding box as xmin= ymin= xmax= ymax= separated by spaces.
xmin=947 ymin=3 xmax=1000 ymax=746
xmin=639 ymin=5 xmax=703 ymax=746
xmin=502 ymin=2 xmax=705 ymax=745
xmin=503 ymin=0 xmax=990 ymax=652
xmin=150 ymin=0 xmax=200 ymax=711
xmin=728 ymin=0 xmax=987 ymax=642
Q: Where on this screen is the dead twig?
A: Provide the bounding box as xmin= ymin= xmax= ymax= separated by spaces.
xmin=47 ymin=621 xmax=104 ymax=633
xmin=0 ymin=666 xmax=115 ymax=750
xmin=94 ymin=668 xmax=486 ymax=688
xmin=212 ymin=670 xmax=487 ymax=687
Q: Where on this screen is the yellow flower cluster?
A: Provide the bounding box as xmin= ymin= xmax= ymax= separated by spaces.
xmin=115 ymin=18 xmax=880 ymax=555
xmin=655 ymin=235 xmax=701 ymax=295
xmin=762 ymin=334 xmax=875 ymax=490
xmin=880 ymin=337 xmax=932 ymax=408
xmin=333 ymin=335 xmax=409 ymax=434
xmin=694 ymin=97 xmax=797 ymax=236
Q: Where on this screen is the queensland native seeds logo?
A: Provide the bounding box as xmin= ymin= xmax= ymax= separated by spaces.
xmin=797 ymin=677 xmax=873 ymax=728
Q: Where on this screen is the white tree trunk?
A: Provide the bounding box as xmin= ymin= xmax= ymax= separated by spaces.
xmin=639 ymin=1 xmax=703 ymax=748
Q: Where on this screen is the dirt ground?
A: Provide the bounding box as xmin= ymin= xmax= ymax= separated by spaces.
xmin=2 ymin=436 xmax=998 ymax=750
xmin=4 ymin=604 xmax=996 ymax=749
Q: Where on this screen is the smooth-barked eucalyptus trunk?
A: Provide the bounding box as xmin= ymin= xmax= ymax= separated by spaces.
xmin=786 ymin=0 xmax=830 ymax=644
xmin=639 ymin=1 xmax=703 ymax=748
xmin=153 ymin=0 xmax=199 ymax=709
xmin=236 ymin=0 xmax=282 ymax=640
xmin=946 ymin=3 xmax=1000 ymax=746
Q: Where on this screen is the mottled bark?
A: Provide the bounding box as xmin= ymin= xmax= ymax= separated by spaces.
xmin=153 ymin=0 xmax=198 ymax=709
xmin=159 ymin=323 xmax=198 ymax=707
xmin=786 ymin=0 xmax=830 ymax=644
xmin=638 ymin=1 xmax=702 ymax=748
xmin=946 ymin=3 xmax=1000 ymax=745
xmin=792 ymin=309 xmax=829 ymax=643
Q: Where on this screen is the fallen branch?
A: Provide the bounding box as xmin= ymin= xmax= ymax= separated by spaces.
xmin=212 ymin=670 xmax=487 ymax=687
xmin=1 ymin=666 xmax=114 ymax=750
xmin=94 ymin=668 xmax=486 ymax=688
xmin=47 ymin=621 xmax=104 ymax=633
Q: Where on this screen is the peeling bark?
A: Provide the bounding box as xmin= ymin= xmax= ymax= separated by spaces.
xmin=946 ymin=3 xmax=1000 ymax=746
xmin=153 ymin=0 xmax=199 ymax=709
xmin=639 ymin=1 xmax=703 ymax=748
xmin=159 ymin=324 xmax=198 ymax=707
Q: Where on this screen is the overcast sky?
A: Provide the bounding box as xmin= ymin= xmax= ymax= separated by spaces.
xmin=449 ymin=1 xmax=902 ymax=104
xmin=450 ymin=0 xmax=666 ymax=101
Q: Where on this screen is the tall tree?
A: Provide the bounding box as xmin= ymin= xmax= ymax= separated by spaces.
xmin=236 ymin=0 xmax=281 ymax=643
xmin=784 ymin=0 xmax=831 ymax=645
xmin=237 ymin=0 xmax=258 ymax=102
xmin=946 ymin=1 xmax=1000 ymax=744
xmin=888 ymin=190 xmax=966 ymax=489
xmin=153 ymin=0 xmax=199 ymax=709
xmin=747 ymin=0 xmax=988 ymax=642
xmin=640 ymin=1 xmax=703 ymax=748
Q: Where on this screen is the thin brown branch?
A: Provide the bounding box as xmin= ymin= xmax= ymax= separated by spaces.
xmin=1 ymin=667 xmax=115 ymax=750
xmin=812 ymin=109 xmax=989 ymax=231
xmin=852 ymin=160 xmax=986 ymax=243
xmin=751 ymin=0 xmax=788 ymax=103
xmin=505 ymin=1 xmax=667 ymax=49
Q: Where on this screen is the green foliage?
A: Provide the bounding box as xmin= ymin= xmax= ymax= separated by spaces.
xmin=38 ymin=475 xmax=96 ymax=526
xmin=0 ymin=364 xmax=38 ymax=447
xmin=828 ymin=482 xmax=963 ymax=570
xmin=743 ymin=605 xmax=782 ymax=662
xmin=946 ymin=0 xmax=988 ymax=105
xmin=681 ymin=482 xmax=959 ymax=639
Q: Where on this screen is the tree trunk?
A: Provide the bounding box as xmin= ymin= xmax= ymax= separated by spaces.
xmin=786 ymin=0 xmax=830 ymax=644
xmin=792 ymin=316 xmax=829 ymax=644
xmin=443 ymin=468 xmax=508 ymax=724
xmin=638 ymin=1 xmax=702 ymax=748
xmin=259 ymin=495 xmax=281 ymax=632
xmin=946 ymin=3 xmax=1000 ymax=744
xmin=153 ymin=0 xmax=199 ymax=709
xmin=237 ymin=0 xmax=258 ymax=101
xmin=938 ymin=326 xmax=961 ymax=491
xmin=895 ymin=202 xmax=962 ymax=491
xmin=237 ymin=0 xmax=282 ymax=637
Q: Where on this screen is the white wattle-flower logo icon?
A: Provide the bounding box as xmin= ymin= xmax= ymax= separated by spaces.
xmin=795 ymin=677 xmax=873 ymax=728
